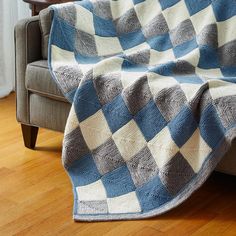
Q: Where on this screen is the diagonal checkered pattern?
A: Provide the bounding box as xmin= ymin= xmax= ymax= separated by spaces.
xmin=48 ymin=0 xmax=236 ymax=221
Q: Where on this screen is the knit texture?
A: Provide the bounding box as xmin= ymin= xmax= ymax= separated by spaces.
xmin=48 ymin=0 xmax=236 ymax=221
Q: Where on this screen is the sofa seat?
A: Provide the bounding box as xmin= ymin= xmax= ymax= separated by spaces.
xmin=26 ymin=60 xmax=68 ymax=102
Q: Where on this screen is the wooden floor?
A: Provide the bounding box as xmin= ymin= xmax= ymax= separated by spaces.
xmin=0 ymin=93 xmax=236 ymax=236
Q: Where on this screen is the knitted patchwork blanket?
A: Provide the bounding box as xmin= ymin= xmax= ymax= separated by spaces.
xmin=48 ymin=0 xmax=236 ymax=221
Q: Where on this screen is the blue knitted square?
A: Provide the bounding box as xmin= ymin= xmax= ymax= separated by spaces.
xmin=93 ymin=15 xmax=116 ymax=37
xmin=168 ymin=105 xmax=198 ymax=147
xmin=74 ymin=80 xmax=102 ymax=122
xmin=221 ymin=67 xmax=236 ymax=77
xmin=68 ymin=154 xmax=101 ymax=187
xmin=159 ymin=0 xmax=181 ymax=10
xmin=135 ymin=100 xmax=167 ymax=141
xmin=198 ymin=45 xmax=220 ymax=69
xmin=121 ymin=59 xmax=148 ymax=72
xmin=174 ymin=75 xmax=203 ymax=84
xmin=149 ymin=61 xmax=176 ymax=76
xmin=102 ymin=95 xmax=133 ymax=133
xmin=102 ymin=165 xmax=136 ymax=197
xmin=212 ymin=0 xmax=236 ymax=21
xmin=199 ymin=104 xmax=226 ymax=149
xmin=147 ymin=33 xmax=173 ymax=51
xmin=119 ymin=30 xmax=146 ymax=50
xmin=133 ymin=0 xmax=146 ymax=4
xmin=136 ymin=175 xmax=172 ymax=212
xmin=184 ymin=0 xmax=211 ymax=16
xmin=51 ymin=17 xmax=76 ymax=52
xmin=173 ymin=38 xmax=198 ymax=58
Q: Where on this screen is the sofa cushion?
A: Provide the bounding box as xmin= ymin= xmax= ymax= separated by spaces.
xmin=216 ymin=139 xmax=236 ymax=176
xmin=25 ymin=60 xmax=68 ymax=102
xmin=29 ymin=93 xmax=71 ymax=132
xmin=39 ymin=8 xmax=52 ymax=59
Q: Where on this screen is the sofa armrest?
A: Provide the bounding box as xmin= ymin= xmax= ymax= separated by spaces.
xmin=14 ymin=16 xmax=42 ymax=124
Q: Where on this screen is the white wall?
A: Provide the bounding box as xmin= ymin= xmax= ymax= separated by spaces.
xmin=17 ymin=0 xmax=31 ymax=19
xmin=0 ymin=0 xmax=30 ymax=98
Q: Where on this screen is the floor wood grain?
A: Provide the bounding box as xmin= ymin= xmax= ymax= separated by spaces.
xmin=0 ymin=93 xmax=236 ymax=236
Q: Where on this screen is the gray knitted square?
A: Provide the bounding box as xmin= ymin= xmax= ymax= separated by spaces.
xmin=75 ymin=30 xmax=97 ymax=56
xmin=159 ymin=152 xmax=195 ymax=196
xmin=142 ymin=13 xmax=169 ymax=39
xmin=170 ymin=19 xmax=196 ymax=47
xmin=56 ymin=4 xmax=76 ymax=26
xmin=93 ymin=73 xmax=123 ymax=105
xmin=92 ymin=138 xmax=125 ymax=175
xmin=127 ymin=146 xmax=159 ymax=187
xmin=63 ymin=126 xmax=90 ymax=168
xmin=77 ymin=200 xmax=108 ymax=214
xmin=54 ymin=65 xmax=83 ymax=93
xmin=155 ymin=85 xmax=187 ymax=122
xmin=92 ymin=0 xmax=112 ymax=19
xmin=218 ymin=40 xmax=236 ymax=67
xmin=214 ymin=95 xmax=236 ymax=128
xmin=122 ymin=76 xmax=152 ymax=115
xmin=197 ymin=23 xmax=218 ymax=48
xmin=114 ymin=8 xmax=142 ymax=35
xmin=126 ymin=49 xmax=150 ymax=65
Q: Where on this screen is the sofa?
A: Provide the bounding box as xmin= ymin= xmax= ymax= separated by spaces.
xmin=15 ymin=9 xmax=71 ymax=148
xmin=14 ymin=9 xmax=236 ymax=176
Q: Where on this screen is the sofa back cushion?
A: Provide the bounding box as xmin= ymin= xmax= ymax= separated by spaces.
xmin=39 ymin=8 xmax=52 ymax=59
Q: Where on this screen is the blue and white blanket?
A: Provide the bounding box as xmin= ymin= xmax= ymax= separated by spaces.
xmin=48 ymin=0 xmax=236 ymax=221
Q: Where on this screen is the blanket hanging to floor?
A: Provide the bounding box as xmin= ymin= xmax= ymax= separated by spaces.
xmin=48 ymin=0 xmax=236 ymax=221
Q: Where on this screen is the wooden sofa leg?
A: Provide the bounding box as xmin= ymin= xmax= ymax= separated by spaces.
xmin=21 ymin=124 xmax=39 ymax=149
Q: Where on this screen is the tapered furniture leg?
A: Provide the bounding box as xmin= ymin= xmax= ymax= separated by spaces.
xmin=21 ymin=124 xmax=39 ymax=149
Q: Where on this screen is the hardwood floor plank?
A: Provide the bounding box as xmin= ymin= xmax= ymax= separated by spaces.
xmin=129 ymin=226 xmax=164 ymax=236
xmin=0 ymin=93 xmax=236 ymax=236
xmin=0 ymin=188 xmax=68 ymax=228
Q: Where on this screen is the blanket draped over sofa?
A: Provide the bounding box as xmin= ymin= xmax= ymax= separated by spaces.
xmin=48 ymin=0 xmax=236 ymax=221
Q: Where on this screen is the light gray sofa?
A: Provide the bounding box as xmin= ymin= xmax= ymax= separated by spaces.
xmin=15 ymin=10 xmax=71 ymax=148
xmin=14 ymin=9 xmax=236 ymax=176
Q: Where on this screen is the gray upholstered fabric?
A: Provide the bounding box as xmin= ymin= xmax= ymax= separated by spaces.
xmin=216 ymin=139 xmax=236 ymax=175
xmin=14 ymin=16 xmax=42 ymax=124
xmin=30 ymin=94 xmax=71 ymax=132
xmin=26 ymin=60 xmax=67 ymax=102
xmin=39 ymin=8 xmax=52 ymax=59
